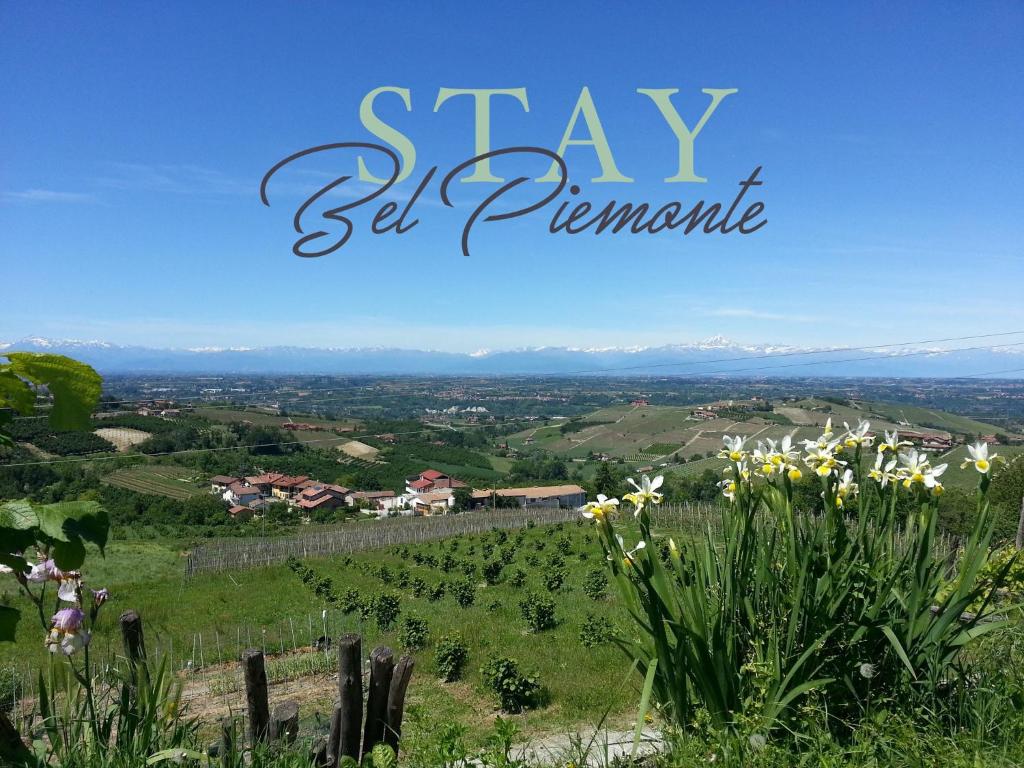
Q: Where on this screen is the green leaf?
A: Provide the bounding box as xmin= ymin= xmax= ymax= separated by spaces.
xmin=0 ymin=552 xmax=27 ymax=574
xmin=632 ymin=656 xmax=658 ymax=759
xmin=0 ymin=605 xmax=21 ymax=643
xmin=0 ymin=500 xmax=39 ymax=552
xmin=36 ymin=501 xmax=109 ymax=552
xmin=0 ymin=368 xmax=36 ymax=414
xmin=6 ymin=353 xmax=101 ymax=431
xmin=52 ymin=538 xmax=86 ymax=571
xmin=369 ymin=744 xmax=396 ymax=768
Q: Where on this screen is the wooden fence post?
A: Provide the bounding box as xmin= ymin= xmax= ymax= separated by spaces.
xmin=242 ymin=649 xmax=270 ymax=744
xmin=219 ymin=717 xmax=235 ymax=768
xmin=270 ymin=700 xmax=299 ymax=744
xmin=337 ymin=634 xmax=363 ymax=762
xmin=385 ymin=655 xmax=415 ymax=754
xmin=119 ymin=610 xmax=147 ymax=675
xmin=361 ymin=646 xmax=394 ymax=758
xmin=325 ymin=704 xmax=344 ymax=767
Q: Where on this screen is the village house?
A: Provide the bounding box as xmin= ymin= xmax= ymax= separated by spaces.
xmin=476 ymin=484 xmax=587 ymax=509
xmin=209 ymin=475 xmax=240 ymax=494
xmin=223 ymin=482 xmax=261 ymax=507
xmin=295 ymin=483 xmax=350 ymax=512
xmin=404 ymin=469 xmax=466 ymax=494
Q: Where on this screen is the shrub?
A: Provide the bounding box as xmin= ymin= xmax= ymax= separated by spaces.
xmin=590 ymin=430 xmax=1015 ymax=737
xmin=371 ymin=591 xmax=401 ymax=631
xmin=508 ymin=568 xmax=527 ymax=588
xmin=555 ymin=535 xmax=573 ymax=554
xmin=582 ymin=567 xmax=607 ymax=600
xmin=341 ymin=587 xmax=364 ymax=614
xmin=450 ymin=578 xmax=476 ymax=608
xmin=519 ymin=592 xmax=556 ymax=632
xmin=398 ymin=614 xmax=429 ymax=651
xmin=427 ymin=582 xmax=446 ymax=602
xmin=579 ymin=613 xmax=614 ymax=648
xmin=410 ymin=576 xmax=428 ymax=598
xmin=480 ymin=657 xmax=539 ymax=713
xmin=482 ymin=560 xmax=504 ymax=585
xmin=543 ymin=567 xmax=566 ymax=593
xmin=440 ymin=553 xmax=457 ymax=573
xmin=461 ymin=562 xmax=478 ymax=578
xmin=435 ymin=633 xmax=469 ymax=682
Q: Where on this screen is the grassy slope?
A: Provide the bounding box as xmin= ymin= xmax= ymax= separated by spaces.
xmin=1 ymin=521 xmax=658 ymax=746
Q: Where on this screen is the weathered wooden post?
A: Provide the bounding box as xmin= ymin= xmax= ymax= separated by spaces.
xmin=337 ymin=634 xmax=363 ymax=762
xmin=324 ymin=704 xmax=344 ymax=767
xmin=242 ymin=649 xmax=270 ymax=744
xmin=385 ymin=655 xmax=415 ymax=754
xmin=270 ymin=700 xmax=299 ymax=744
xmin=119 ymin=610 xmax=147 ymax=675
xmin=361 ymin=646 xmax=394 ymax=758
xmin=219 ymin=717 xmax=235 ymax=768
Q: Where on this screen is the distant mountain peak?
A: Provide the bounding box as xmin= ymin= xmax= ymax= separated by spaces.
xmin=1 ymin=336 xmax=1020 ymax=377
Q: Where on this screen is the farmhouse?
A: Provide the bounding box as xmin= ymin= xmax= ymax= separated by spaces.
xmin=405 ymin=469 xmax=466 ymax=494
xmin=295 ymin=483 xmax=350 ymax=511
xmin=223 ymin=482 xmax=261 ymax=506
xmin=346 ymin=490 xmax=398 ymax=513
xmin=209 ymin=475 xmax=240 ymax=494
xmin=270 ymin=474 xmax=310 ymax=499
xmin=483 ymin=484 xmax=586 ymax=508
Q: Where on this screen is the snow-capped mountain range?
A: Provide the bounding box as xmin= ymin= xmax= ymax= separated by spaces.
xmin=1 ymin=336 xmax=1021 ymax=377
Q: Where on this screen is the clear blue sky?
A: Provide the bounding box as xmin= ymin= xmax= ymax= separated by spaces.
xmin=2 ymin=2 xmax=1021 ymax=352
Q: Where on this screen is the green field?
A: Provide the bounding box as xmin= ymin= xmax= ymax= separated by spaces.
xmin=508 ymin=400 xmax=1011 ymax=473
xmin=0 ymin=519 xmax=675 ymax=746
xmin=194 ymin=408 xmax=360 ymax=445
xmin=101 ymin=464 xmax=207 ymax=499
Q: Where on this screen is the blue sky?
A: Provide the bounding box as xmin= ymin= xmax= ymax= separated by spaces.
xmin=1 ymin=2 xmax=1022 ymax=352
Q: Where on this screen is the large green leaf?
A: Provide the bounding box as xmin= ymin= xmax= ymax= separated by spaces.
xmin=0 ymin=500 xmax=39 ymax=552
xmin=0 ymin=605 xmax=20 ymax=643
xmin=52 ymin=538 xmax=86 ymax=570
xmin=0 ymin=368 xmax=36 ymax=414
xmin=5 ymin=353 xmax=101 ymax=430
xmin=35 ymin=501 xmax=109 ymax=552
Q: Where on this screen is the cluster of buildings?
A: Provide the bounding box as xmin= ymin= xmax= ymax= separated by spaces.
xmin=210 ymin=472 xmax=396 ymax=518
xmin=209 ymin=467 xmax=585 ymax=520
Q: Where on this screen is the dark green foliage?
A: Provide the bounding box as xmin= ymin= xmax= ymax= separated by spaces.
xmin=434 ymin=633 xmax=469 ymax=682
xmin=508 ymin=568 xmax=527 ymax=588
xmin=371 ymin=591 xmax=401 ymax=630
xmin=543 ymin=567 xmax=566 ymax=593
xmin=519 ymin=592 xmax=556 ymax=632
xmin=482 ymin=560 xmax=504 ymax=585
xmin=398 ymin=614 xmax=428 ymax=651
xmin=579 ymin=613 xmax=614 ymax=648
xmin=480 ymin=657 xmax=539 ymax=713
xmin=449 ymin=579 xmax=476 ymax=608
xmin=582 ymin=567 xmax=607 ymax=600
xmin=427 ymin=582 xmax=446 ymax=602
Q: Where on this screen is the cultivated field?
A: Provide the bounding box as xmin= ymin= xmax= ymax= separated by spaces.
xmin=0 ymin=515 xmax=709 ymax=747
xmin=507 ymin=399 xmax=1010 ymax=469
xmin=336 ymin=439 xmax=380 ymax=459
xmin=93 ymin=427 xmax=151 ymax=451
xmin=194 ymin=408 xmax=360 ymax=444
xmin=101 ymin=464 xmax=206 ymax=499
